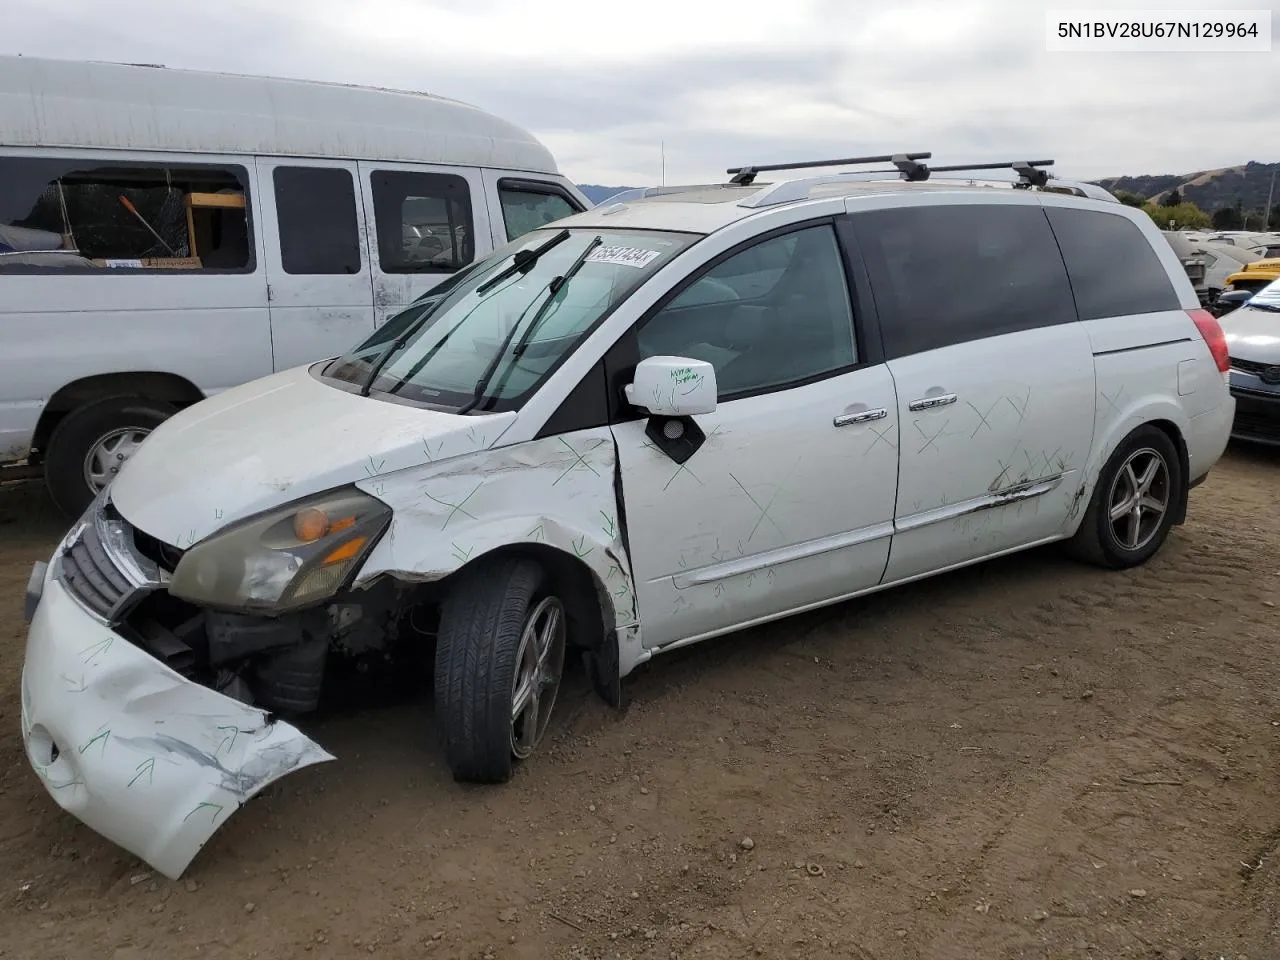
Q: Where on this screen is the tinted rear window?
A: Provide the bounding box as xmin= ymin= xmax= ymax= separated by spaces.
xmin=851 ymin=203 xmax=1077 ymax=358
xmin=1045 ymin=207 xmax=1180 ymax=320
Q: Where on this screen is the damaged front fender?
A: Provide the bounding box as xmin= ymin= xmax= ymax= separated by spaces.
xmin=21 ymin=571 xmax=333 ymax=880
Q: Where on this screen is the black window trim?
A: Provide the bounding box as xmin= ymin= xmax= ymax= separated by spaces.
xmin=497 ymin=177 xmax=586 ymax=213
xmin=0 ymin=155 xmax=258 ymax=276
xmin=599 ymin=216 xmax=882 ymax=427
xmin=369 ymin=168 xmax=475 ymax=276
xmin=846 ymin=201 xmax=1082 ymax=362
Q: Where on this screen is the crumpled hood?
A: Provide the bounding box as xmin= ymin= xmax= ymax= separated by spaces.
xmin=1221 ymin=305 xmax=1280 ymax=365
xmin=111 ymin=364 xmax=515 ymax=548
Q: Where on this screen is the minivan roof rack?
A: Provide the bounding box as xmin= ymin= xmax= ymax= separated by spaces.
xmin=727 ymin=152 xmax=931 ymax=186
xmin=924 ymin=159 xmax=1054 ymax=188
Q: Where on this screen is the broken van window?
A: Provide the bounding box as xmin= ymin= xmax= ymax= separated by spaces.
xmin=0 ymin=158 xmax=253 ymax=272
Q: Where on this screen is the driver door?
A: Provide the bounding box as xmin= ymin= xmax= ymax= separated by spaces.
xmin=609 ymin=220 xmax=901 ymax=651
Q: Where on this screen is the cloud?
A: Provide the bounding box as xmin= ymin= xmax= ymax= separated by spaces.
xmin=4 ymin=0 xmax=1278 ymax=186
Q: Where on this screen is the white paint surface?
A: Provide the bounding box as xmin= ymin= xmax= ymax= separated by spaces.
xmin=21 ymin=561 xmax=331 ymax=880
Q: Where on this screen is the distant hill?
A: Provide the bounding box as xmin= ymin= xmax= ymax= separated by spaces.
xmin=578 ymin=184 xmax=639 ymax=205
xmin=1095 ymin=161 xmax=1279 ymax=212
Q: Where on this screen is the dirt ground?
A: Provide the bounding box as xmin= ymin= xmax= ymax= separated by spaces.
xmin=2 ymin=443 xmax=1279 ymax=960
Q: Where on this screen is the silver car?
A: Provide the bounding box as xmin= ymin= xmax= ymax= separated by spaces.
xmin=1222 ymin=278 xmax=1280 ymax=445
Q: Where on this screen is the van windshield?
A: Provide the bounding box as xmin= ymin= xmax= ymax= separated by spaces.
xmin=323 ymin=228 xmax=696 ymax=412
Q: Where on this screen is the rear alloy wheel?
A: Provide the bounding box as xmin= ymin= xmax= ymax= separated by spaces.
xmin=1067 ymin=425 xmax=1183 ymax=569
xmin=435 ymin=558 xmax=568 ymax=783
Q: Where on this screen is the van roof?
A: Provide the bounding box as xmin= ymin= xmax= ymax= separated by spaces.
xmin=0 ymin=56 xmax=561 ymax=174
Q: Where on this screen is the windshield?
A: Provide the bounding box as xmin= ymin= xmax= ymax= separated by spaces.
xmin=1248 ymin=278 xmax=1280 ymax=312
xmin=323 ymin=228 xmax=697 ymax=411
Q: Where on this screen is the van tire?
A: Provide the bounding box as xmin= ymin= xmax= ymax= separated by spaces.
xmin=1066 ymin=425 xmax=1183 ymax=570
xmin=434 ymin=557 xmax=567 ymax=784
xmin=44 ymin=397 xmax=176 ymax=518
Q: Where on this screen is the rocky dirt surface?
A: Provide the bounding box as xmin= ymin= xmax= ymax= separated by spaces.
xmin=2 ymin=443 xmax=1278 ymax=960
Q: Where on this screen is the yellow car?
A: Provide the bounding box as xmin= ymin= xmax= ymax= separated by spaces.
xmin=1225 ymin=257 xmax=1280 ymax=294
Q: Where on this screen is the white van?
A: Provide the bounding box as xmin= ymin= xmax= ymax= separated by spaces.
xmin=0 ymin=56 xmax=590 ymax=515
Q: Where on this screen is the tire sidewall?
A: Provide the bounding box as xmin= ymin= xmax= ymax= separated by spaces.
xmin=44 ymin=397 xmax=174 ymax=517
xmin=1092 ymin=427 xmax=1183 ymax=567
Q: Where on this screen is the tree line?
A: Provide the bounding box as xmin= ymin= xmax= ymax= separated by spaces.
xmin=1112 ymin=188 xmax=1280 ymax=232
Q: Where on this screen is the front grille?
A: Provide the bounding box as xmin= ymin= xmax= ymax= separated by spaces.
xmin=60 ymin=520 xmax=136 ymax=621
xmin=1233 ymin=410 xmax=1280 ymax=443
xmin=1231 ymin=356 xmax=1275 ymax=377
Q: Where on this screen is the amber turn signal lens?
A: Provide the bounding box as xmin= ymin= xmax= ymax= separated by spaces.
xmin=322 ymin=536 xmax=368 ymax=566
xmin=293 ymin=508 xmax=330 ymax=543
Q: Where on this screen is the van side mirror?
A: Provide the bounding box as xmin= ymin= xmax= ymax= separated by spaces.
xmin=624 ymin=356 xmax=718 ymax=417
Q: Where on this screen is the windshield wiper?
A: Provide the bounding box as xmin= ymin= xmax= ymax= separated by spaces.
xmin=457 ymin=235 xmax=603 ymax=416
xmin=475 ymin=229 xmax=570 ymax=296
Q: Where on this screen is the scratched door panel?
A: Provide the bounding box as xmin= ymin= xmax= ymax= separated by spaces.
xmin=254 ymin=158 xmax=376 ymax=371
xmin=612 ymin=366 xmax=900 ymax=651
xmin=882 ymin=323 xmax=1096 ymax=583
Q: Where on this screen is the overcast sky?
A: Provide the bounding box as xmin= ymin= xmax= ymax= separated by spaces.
xmin=5 ymin=0 xmax=1279 ymax=186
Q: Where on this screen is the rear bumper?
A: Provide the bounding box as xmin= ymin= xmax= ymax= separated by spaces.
xmin=20 ymin=560 xmax=333 ymax=880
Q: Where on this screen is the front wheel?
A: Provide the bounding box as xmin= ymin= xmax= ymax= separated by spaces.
xmin=43 ymin=396 xmax=176 ymax=517
xmin=1067 ymin=425 xmax=1184 ymax=569
xmin=434 ymin=558 xmax=568 ymax=783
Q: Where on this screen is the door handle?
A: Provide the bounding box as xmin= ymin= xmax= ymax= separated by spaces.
xmin=834 ymin=408 xmax=888 ymax=427
xmin=908 ymin=393 xmax=957 ymax=411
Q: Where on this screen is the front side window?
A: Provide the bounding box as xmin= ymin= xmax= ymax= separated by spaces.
xmin=273 ymin=166 xmax=362 ymax=275
xmin=636 ymin=224 xmax=857 ymax=398
xmin=323 ymin=228 xmax=697 ymax=412
xmin=853 ymin=202 xmax=1077 ymax=357
xmin=0 ymin=157 xmax=252 ymax=272
xmin=371 ymin=170 xmax=473 ymax=273
xmin=498 ymin=182 xmax=580 ymax=241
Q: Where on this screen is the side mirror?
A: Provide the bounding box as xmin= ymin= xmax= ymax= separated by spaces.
xmin=624 ymin=356 xmax=718 ymax=417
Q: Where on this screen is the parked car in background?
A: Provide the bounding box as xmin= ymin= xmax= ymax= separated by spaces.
xmin=1221 ymin=277 xmax=1280 ymax=445
xmin=20 ymin=153 xmax=1234 ymax=880
xmin=1225 ymin=257 xmax=1280 ymax=296
xmin=0 ymin=56 xmax=590 ymax=516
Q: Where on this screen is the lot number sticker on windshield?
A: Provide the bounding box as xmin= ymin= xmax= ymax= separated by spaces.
xmin=586 ymin=245 xmax=662 ymax=268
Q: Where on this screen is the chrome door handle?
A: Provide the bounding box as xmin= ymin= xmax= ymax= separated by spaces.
xmin=908 ymin=393 xmax=957 ymax=411
xmin=834 ymin=408 xmax=888 ymax=427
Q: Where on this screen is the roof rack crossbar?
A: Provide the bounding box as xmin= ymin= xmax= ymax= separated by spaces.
xmin=925 ymin=159 xmax=1055 ymax=188
xmin=727 ymin=151 xmax=931 ymax=186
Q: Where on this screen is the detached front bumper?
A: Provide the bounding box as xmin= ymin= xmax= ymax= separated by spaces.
xmin=20 ymin=562 xmax=333 ymax=880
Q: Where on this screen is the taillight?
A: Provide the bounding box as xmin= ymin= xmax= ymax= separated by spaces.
xmin=1187 ymin=308 xmax=1230 ymax=375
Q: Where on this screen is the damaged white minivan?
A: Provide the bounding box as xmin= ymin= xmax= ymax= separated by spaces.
xmin=21 ymin=155 xmax=1235 ymax=879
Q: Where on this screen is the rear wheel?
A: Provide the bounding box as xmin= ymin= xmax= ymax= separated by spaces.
xmin=44 ymin=397 xmax=176 ymax=517
xmin=434 ymin=557 xmax=568 ymax=783
xmin=1067 ymin=425 xmax=1183 ymax=569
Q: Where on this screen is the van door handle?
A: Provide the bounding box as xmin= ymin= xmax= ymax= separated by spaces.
xmin=834 ymin=408 xmax=888 ymax=427
xmin=908 ymin=393 xmax=957 ymax=411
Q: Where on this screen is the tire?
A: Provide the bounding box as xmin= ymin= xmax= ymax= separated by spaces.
xmin=1066 ymin=425 xmax=1184 ymax=570
xmin=434 ymin=557 xmax=568 ymax=784
xmin=44 ymin=396 xmax=176 ymax=518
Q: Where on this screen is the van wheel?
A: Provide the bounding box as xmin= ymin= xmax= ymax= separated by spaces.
xmin=1067 ymin=425 xmax=1183 ymax=569
xmin=44 ymin=397 xmax=176 ymax=517
xmin=434 ymin=557 xmax=567 ymax=784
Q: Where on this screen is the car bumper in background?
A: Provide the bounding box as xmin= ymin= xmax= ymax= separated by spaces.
xmin=20 ymin=563 xmax=333 ymax=880
xmin=1229 ymin=384 xmax=1280 ymax=447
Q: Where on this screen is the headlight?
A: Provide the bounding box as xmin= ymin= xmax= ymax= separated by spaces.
xmin=169 ymin=488 xmax=391 ymax=614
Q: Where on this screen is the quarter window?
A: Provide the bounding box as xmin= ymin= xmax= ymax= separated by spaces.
xmin=0 ymin=157 xmax=252 ymax=272
xmin=272 ymin=166 xmax=362 ymax=275
xmin=1045 ymin=207 xmax=1182 ymax=320
xmin=498 ymin=182 xmax=579 ymax=241
xmin=637 ymin=224 xmax=857 ymax=398
xmin=370 ymin=170 xmax=473 ymax=273
xmin=852 ymin=203 xmax=1077 ymax=358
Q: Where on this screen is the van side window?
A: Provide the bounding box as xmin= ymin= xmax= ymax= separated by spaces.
xmin=1045 ymin=207 xmax=1182 ymax=320
xmin=497 ymin=181 xmax=580 ymax=241
xmin=0 ymin=157 xmax=252 ymax=272
xmin=272 ymin=167 xmax=362 ymax=275
xmin=636 ymin=224 xmax=857 ymax=399
xmin=370 ymin=170 xmax=473 ymax=273
xmin=851 ymin=203 xmax=1077 ymax=358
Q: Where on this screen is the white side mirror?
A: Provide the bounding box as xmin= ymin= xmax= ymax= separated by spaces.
xmin=624 ymin=356 xmax=718 ymax=417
